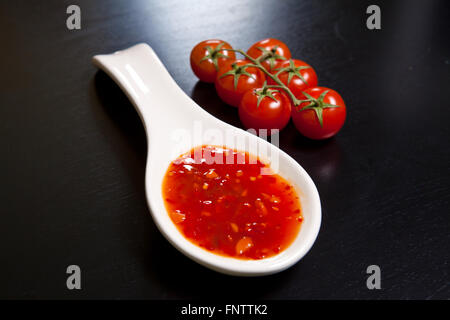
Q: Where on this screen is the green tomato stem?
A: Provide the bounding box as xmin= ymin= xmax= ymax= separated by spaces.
xmin=222 ymin=49 xmax=302 ymax=106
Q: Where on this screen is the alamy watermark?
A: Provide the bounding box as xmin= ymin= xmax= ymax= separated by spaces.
xmin=66 ymin=5 xmax=81 ymax=30
xmin=366 ymin=5 xmax=381 ymax=30
xmin=366 ymin=265 xmax=381 ymax=289
xmin=66 ymin=265 xmax=81 ymax=290
xmin=169 ymin=121 xmax=280 ymax=175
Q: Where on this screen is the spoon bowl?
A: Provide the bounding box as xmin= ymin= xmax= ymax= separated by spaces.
xmin=92 ymin=43 xmax=321 ymax=276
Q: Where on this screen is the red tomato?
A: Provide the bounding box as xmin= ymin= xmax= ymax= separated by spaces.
xmin=247 ymin=38 xmax=291 ymax=71
xmin=268 ymin=59 xmax=318 ymax=99
xmin=239 ymin=87 xmax=292 ymax=135
xmin=292 ymin=87 xmax=346 ymax=140
xmin=190 ymin=39 xmax=236 ymax=83
xmin=215 ymin=59 xmax=266 ymax=107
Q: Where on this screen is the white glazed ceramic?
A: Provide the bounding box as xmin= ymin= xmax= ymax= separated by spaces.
xmin=92 ymin=43 xmax=321 ymax=276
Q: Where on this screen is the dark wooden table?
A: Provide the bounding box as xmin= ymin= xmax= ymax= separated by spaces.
xmin=0 ymin=0 xmax=448 ymax=299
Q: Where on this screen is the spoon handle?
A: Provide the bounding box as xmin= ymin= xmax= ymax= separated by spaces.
xmin=92 ymin=43 xmax=202 ymax=139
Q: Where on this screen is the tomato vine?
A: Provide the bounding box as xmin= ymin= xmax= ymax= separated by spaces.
xmin=220 ymin=48 xmax=341 ymax=117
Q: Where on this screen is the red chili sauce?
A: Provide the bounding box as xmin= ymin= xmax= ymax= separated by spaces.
xmin=162 ymin=145 xmax=303 ymax=260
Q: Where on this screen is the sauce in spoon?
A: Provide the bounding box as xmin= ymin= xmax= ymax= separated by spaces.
xmin=162 ymin=145 xmax=303 ymax=260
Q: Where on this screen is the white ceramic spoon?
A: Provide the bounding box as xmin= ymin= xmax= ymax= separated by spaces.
xmin=92 ymin=43 xmax=321 ymax=276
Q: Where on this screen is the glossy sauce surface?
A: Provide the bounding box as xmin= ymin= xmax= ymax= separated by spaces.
xmin=162 ymin=145 xmax=303 ymax=259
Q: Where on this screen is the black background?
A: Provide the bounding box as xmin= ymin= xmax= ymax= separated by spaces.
xmin=0 ymin=0 xmax=449 ymax=299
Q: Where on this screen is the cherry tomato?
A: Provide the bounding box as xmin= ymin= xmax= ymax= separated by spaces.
xmin=268 ymin=59 xmax=318 ymax=99
xmin=190 ymin=39 xmax=236 ymax=83
xmin=291 ymin=87 xmax=346 ymax=140
xmin=247 ymin=38 xmax=291 ymax=71
xmin=239 ymin=87 xmax=292 ymax=135
xmin=215 ymin=59 xmax=266 ymax=107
